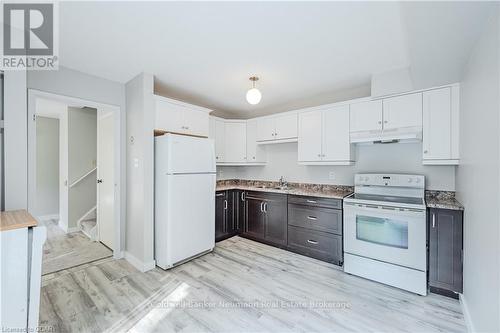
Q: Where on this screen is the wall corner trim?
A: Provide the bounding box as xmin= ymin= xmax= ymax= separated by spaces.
xmin=459 ymin=293 xmax=476 ymax=333
xmin=124 ymin=251 xmax=156 ymax=272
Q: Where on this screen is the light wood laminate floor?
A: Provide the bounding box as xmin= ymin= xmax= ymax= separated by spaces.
xmin=41 ymin=219 xmax=112 ymax=275
xmin=39 ymin=236 xmax=466 ymax=332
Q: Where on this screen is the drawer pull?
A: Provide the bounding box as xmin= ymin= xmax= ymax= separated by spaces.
xmin=307 ymin=216 xmax=317 ymax=220
xmin=306 ymin=200 xmax=317 ymax=204
xmin=307 ymin=239 xmax=319 ymax=245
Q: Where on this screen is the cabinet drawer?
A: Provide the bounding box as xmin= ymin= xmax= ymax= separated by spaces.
xmin=288 ymin=195 xmax=341 ymax=209
xmin=288 ymin=204 xmax=342 ymax=235
xmin=287 ymin=226 xmax=342 ymax=264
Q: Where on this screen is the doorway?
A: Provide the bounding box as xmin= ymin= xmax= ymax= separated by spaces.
xmin=28 ymin=90 xmax=122 ymax=274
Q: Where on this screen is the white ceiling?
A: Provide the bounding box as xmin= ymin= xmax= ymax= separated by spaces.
xmin=58 ymin=1 xmax=495 ymax=118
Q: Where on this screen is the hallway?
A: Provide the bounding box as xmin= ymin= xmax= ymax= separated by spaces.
xmin=41 ymin=219 xmax=112 ymax=275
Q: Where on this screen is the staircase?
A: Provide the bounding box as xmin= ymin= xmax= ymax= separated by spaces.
xmin=78 ymin=207 xmax=98 ymax=241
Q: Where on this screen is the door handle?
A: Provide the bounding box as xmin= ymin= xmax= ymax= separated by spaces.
xmin=224 ymin=200 xmax=228 ymax=210
xmin=306 ymin=200 xmax=317 ymax=204
xmin=260 ymin=202 xmax=264 ymax=212
xmin=216 ymin=193 xmax=224 ymax=197
xmin=307 ymin=216 xmax=317 ymax=220
xmin=263 ymin=202 xmax=268 ymax=213
xmin=241 ymin=192 xmax=245 ymax=202
xmin=432 ymin=213 xmax=436 ymax=228
xmin=307 ymin=239 xmax=319 ymax=245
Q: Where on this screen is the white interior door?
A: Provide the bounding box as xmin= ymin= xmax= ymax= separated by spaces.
xmin=97 ymin=112 xmax=114 ymax=249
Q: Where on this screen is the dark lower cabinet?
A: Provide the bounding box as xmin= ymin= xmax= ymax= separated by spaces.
xmin=428 ymin=208 xmax=463 ymax=298
xmin=215 ymin=191 xmax=227 ymax=241
xmin=215 ymin=190 xmax=235 ymax=242
xmin=287 ymin=196 xmax=343 ymax=266
xmin=234 ymin=190 xmax=246 ymax=233
xmin=243 ymin=191 xmax=287 ymax=247
xmin=216 ymin=190 xmax=342 ymax=266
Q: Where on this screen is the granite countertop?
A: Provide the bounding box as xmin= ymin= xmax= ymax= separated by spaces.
xmin=216 ymin=180 xmax=353 ymax=200
xmin=425 ymin=191 xmax=464 ymax=211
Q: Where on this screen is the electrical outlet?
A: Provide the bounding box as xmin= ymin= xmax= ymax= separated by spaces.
xmin=329 ymin=172 xmax=336 ymax=180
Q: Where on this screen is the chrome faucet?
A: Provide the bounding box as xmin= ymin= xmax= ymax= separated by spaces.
xmin=279 ymin=176 xmax=288 ymax=188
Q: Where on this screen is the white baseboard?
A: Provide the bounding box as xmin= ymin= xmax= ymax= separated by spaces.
xmin=124 ymin=251 xmax=156 ymax=272
xmin=37 ymin=214 xmax=59 ymax=221
xmin=113 ymin=251 xmax=125 ymax=260
xmin=460 ymin=293 xmax=475 ymax=333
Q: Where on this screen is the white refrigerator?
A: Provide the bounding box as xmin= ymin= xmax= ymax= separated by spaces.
xmin=154 ymin=133 xmax=216 ymax=269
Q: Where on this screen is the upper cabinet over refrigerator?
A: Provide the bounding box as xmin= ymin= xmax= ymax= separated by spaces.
xmin=155 ymin=95 xmax=211 ymax=137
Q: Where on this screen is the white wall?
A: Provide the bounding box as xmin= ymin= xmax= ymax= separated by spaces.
xmin=456 ymin=8 xmax=500 ymax=333
xmin=27 ymin=66 xmax=126 ymax=254
xmin=219 ymin=142 xmax=456 ymax=190
xmin=35 ymin=117 xmax=59 ymax=217
xmin=125 ymin=73 xmax=155 ymax=271
xmin=4 ymin=71 xmax=27 ymax=210
xmin=35 ymin=98 xmax=69 ymax=230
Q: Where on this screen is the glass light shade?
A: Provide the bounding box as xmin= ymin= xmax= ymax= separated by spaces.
xmin=246 ymin=88 xmax=262 ymax=105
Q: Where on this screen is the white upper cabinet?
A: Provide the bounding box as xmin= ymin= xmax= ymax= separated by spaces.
xmin=155 ymin=96 xmax=210 ymax=137
xmin=275 ymin=114 xmax=298 ymax=140
xmin=422 ymin=86 xmax=459 ymax=164
xmin=256 ymin=117 xmax=276 ymax=141
xmin=298 ymin=105 xmax=354 ymax=165
xmin=224 ymin=122 xmax=247 ymax=163
xmin=322 ymin=105 xmax=352 ymax=162
xmin=298 ymin=111 xmax=322 ymax=161
xmin=155 ymin=99 xmax=184 ymax=133
xmin=349 ymin=100 xmax=383 ymax=132
xmin=246 ymin=119 xmax=266 ymax=163
xmin=214 ymin=118 xmax=225 ymax=162
xmin=382 ymin=93 xmax=422 ymax=130
xmin=256 ymin=113 xmax=298 ymax=142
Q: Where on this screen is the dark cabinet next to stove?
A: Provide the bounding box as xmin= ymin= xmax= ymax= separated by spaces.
xmin=428 ymin=208 xmax=463 ymax=298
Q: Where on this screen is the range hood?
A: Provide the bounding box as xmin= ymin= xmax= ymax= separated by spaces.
xmin=350 ymin=126 xmax=422 ymax=144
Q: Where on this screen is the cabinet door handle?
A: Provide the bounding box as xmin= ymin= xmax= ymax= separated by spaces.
xmin=216 ymin=193 xmax=224 ymax=197
xmin=241 ymin=192 xmax=245 ymax=202
xmin=432 ymin=213 xmax=435 ymax=228
xmin=307 ymin=239 xmax=319 ymax=245
xmin=224 ymin=200 xmax=228 ymax=210
xmin=260 ymin=202 xmax=264 ymax=212
xmin=306 ymin=200 xmax=317 ymax=204
xmin=307 ymin=216 xmax=317 ymax=221
xmin=424 ymin=150 xmax=428 ymax=154
xmin=263 ymin=202 xmax=268 ymax=213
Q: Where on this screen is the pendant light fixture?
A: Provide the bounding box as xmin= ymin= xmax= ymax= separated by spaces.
xmin=246 ymin=76 xmax=262 ymax=105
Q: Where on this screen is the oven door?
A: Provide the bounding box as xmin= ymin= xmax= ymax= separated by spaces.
xmin=343 ymin=203 xmax=426 ymax=271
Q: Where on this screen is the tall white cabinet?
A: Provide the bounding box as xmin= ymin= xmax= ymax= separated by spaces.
xmin=422 ymin=86 xmax=460 ymax=165
xmin=298 ymin=105 xmax=354 ymax=165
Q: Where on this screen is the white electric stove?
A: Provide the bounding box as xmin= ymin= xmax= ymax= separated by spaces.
xmin=343 ymin=173 xmax=427 ymax=295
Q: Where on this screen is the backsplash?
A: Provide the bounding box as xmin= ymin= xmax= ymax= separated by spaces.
xmin=216 ymin=179 xmax=354 ymax=193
